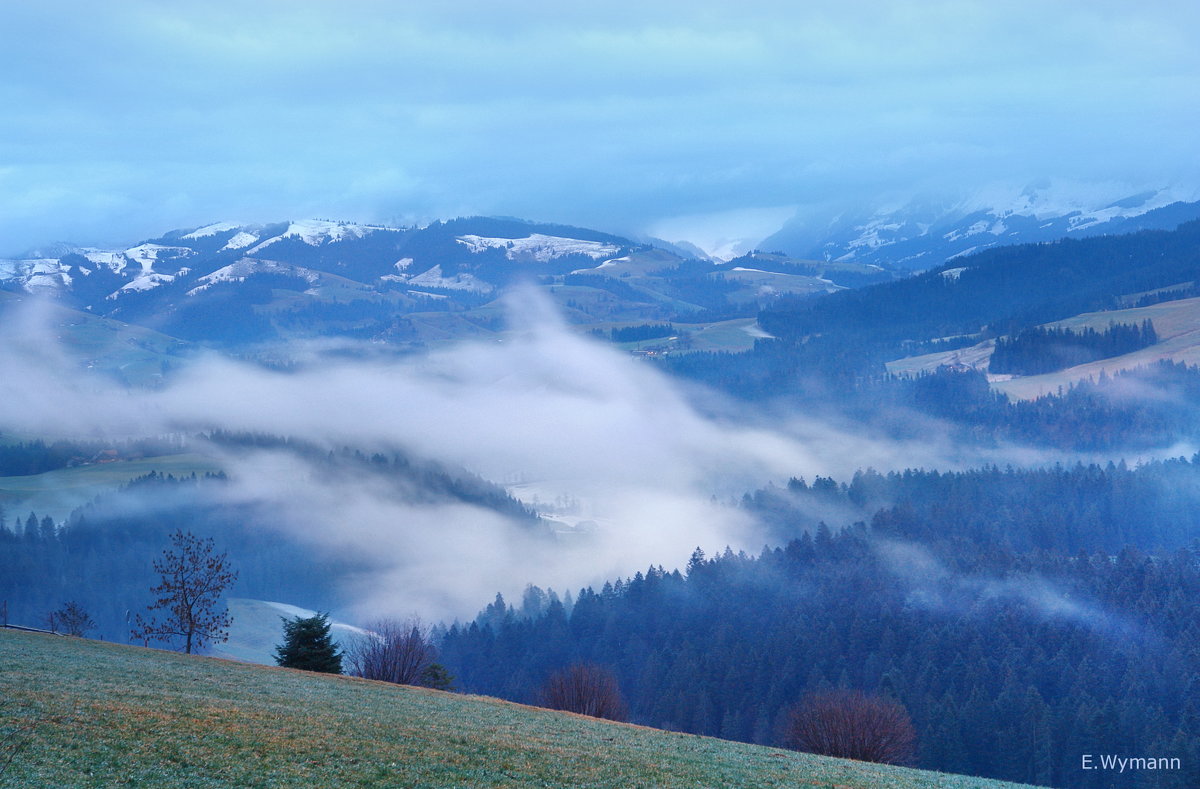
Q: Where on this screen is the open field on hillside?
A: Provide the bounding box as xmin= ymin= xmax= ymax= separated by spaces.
xmin=0 ymin=454 xmax=220 ymax=522
xmin=0 ymin=295 xmax=189 ymax=386
xmin=0 ymin=630 xmax=1040 ymax=788
xmin=886 ymin=296 xmax=1200 ymax=400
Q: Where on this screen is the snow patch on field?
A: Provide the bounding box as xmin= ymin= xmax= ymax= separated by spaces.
xmin=570 ymin=256 xmax=629 ymax=274
xmin=124 ymin=244 xmax=192 ymax=274
xmin=742 ymin=323 xmax=775 ymax=339
xmin=404 ymin=264 xmax=493 ymax=293
xmin=108 ymin=272 xmax=176 ymax=299
xmin=248 ymin=220 xmax=386 ymax=254
xmin=81 ymin=249 xmax=128 ymax=273
xmin=456 ymin=234 xmax=620 ymax=262
xmin=188 ymin=258 xmax=318 ymax=295
xmin=183 ymin=221 xmax=242 ymax=239
xmin=943 ymin=220 xmax=991 ymax=242
xmin=0 ymin=258 xmax=72 ymax=293
xmin=221 ymin=231 xmax=259 ymax=251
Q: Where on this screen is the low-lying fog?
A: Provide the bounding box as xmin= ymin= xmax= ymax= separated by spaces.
xmin=0 ymin=292 xmax=1147 ymax=621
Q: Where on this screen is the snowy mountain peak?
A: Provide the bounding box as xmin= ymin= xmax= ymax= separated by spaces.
xmin=246 ymin=219 xmax=393 ymax=254
xmin=182 ymin=221 xmax=245 ymax=239
xmin=763 ymin=184 xmax=1200 ymax=270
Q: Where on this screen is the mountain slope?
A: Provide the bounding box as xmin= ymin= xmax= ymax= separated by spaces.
xmin=0 ymin=629 xmax=1038 ymax=789
xmin=758 ymin=219 xmax=1200 ymax=347
xmin=763 ymin=186 xmax=1200 ymax=270
xmin=1 ymin=216 xmax=895 ymax=352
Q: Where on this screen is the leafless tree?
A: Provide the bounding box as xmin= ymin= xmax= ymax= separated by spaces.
xmin=45 ymin=601 xmax=96 ymax=637
xmin=344 ymin=617 xmax=436 ymax=685
xmin=539 ymin=663 xmax=628 ymax=722
xmin=130 ymin=530 xmax=237 ymax=654
xmin=784 ymin=689 xmax=917 ymax=765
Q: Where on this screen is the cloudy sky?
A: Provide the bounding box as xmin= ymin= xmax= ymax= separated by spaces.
xmin=2 ymin=1 xmax=1197 ymax=254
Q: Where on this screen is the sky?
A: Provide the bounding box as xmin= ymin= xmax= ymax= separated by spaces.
xmin=2 ymin=1 xmax=1198 ymax=255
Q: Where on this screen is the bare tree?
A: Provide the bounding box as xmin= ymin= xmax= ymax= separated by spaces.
xmin=539 ymin=663 xmax=628 ymax=722
xmin=45 ymin=601 xmax=96 ymax=637
xmin=784 ymin=689 xmax=917 ymax=765
xmin=345 ymin=617 xmax=436 ymax=685
xmin=131 ymin=530 xmax=237 ymax=654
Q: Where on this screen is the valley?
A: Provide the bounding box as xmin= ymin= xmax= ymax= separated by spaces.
xmin=6 ymin=6 xmax=1198 ymax=786
xmin=5 ymin=211 xmax=1200 ymax=788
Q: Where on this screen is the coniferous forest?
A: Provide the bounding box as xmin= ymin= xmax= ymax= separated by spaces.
xmin=439 ymin=456 xmax=1200 ymax=788
xmin=989 ymin=321 xmax=1158 ymax=376
xmin=439 ymin=535 xmax=1200 ymax=788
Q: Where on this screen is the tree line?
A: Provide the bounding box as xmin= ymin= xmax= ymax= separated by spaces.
xmin=988 ymin=320 xmax=1157 ymax=375
xmin=438 ymin=534 xmax=1200 ymax=788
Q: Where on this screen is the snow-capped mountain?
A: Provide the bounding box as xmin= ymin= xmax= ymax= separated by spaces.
xmin=0 ymin=218 xmax=635 ymax=305
xmin=0 ymin=215 xmax=886 ymax=352
xmin=761 ymin=185 xmax=1200 ymax=270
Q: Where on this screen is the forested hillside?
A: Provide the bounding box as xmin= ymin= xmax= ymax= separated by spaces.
xmin=665 ymin=220 xmax=1200 ymax=396
xmin=441 ymin=527 xmax=1200 ymax=788
xmin=0 ymin=433 xmax=543 ymax=641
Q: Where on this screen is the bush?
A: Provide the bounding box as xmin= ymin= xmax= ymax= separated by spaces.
xmin=344 ymin=617 xmax=436 ymax=685
xmin=539 ymin=663 xmax=627 ymax=722
xmin=46 ymin=601 xmax=95 ymax=637
xmin=784 ymin=690 xmax=916 ymax=765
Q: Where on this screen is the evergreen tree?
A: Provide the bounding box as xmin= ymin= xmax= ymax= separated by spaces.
xmin=274 ymin=612 xmax=343 ymax=674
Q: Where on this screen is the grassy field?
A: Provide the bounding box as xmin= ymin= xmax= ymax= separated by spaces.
xmin=886 ymin=296 xmax=1200 ymax=400
xmin=0 ymin=295 xmax=191 ymax=386
xmin=0 ymin=454 xmax=222 ymax=522
xmin=0 ymin=630 xmax=1040 ymax=788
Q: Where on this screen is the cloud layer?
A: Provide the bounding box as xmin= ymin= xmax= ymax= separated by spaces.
xmin=2 ymin=1 xmax=1198 ymax=253
xmin=0 ymin=293 xmax=1175 ymax=622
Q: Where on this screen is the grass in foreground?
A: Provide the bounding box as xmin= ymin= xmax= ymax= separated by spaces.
xmin=0 ymin=630 xmax=1040 ymax=788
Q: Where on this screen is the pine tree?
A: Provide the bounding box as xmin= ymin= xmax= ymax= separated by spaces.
xmin=274 ymin=613 xmax=343 ymax=674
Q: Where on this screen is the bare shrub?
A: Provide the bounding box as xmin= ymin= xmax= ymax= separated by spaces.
xmin=784 ymin=689 xmax=916 ymax=765
xmin=46 ymin=601 xmax=96 ymax=637
xmin=539 ymin=663 xmax=628 ymax=722
xmin=344 ymin=618 xmax=435 ymax=685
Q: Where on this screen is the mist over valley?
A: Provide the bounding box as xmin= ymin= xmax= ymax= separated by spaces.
xmin=4 ymin=4 xmax=1200 ymax=786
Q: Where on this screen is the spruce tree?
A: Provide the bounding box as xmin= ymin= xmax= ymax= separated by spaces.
xmin=274 ymin=613 xmax=343 ymax=674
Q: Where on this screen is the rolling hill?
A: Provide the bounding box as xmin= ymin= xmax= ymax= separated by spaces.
xmin=0 ymin=629 xmax=1039 ymax=789
xmin=886 ymin=296 xmax=1200 ymax=400
xmin=0 ymin=217 xmax=893 ymax=358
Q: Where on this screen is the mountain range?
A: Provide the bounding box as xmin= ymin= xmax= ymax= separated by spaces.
xmin=762 ymin=185 xmax=1200 ymax=269
xmin=0 ymin=216 xmax=887 ymax=359
xmin=5 ymin=189 xmax=1200 ymax=394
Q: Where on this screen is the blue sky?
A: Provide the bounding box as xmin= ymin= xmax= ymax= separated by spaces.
xmin=2 ymin=1 xmax=1198 ymax=254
